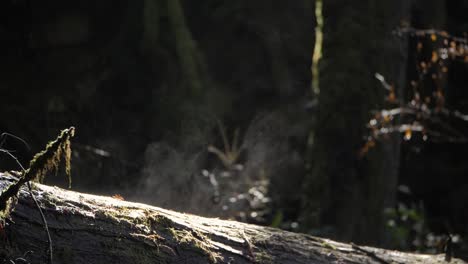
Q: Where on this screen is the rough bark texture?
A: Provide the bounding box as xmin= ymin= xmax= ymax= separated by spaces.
xmin=0 ymin=173 xmax=463 ymax=264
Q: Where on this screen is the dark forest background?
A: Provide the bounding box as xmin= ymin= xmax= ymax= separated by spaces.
xmin=0 ymin=0 xmax=467 ymax=259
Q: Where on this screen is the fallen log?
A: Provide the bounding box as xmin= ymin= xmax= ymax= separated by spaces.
xmin=0 ymin=172 xmax=464 ymax=264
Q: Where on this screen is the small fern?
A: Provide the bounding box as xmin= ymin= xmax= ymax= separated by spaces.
xmin=207 ymin=120 xmax=242 ymax=169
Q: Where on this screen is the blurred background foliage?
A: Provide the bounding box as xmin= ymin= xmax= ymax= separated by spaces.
xmin=0 ymin=0 xmax=467 ymax=259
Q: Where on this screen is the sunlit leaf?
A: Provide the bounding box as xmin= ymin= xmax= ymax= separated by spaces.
xmin=404 ymin=129 xmax=412 ymax=141
xmin=383 ymin=115 xmax=392 ymax=123
xmin=359 ymin=140 xmax=376 ymax=157
xmin=431 ymin=51 xmax=439 ymax=62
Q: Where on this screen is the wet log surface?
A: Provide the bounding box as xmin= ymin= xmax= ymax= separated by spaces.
xmin=0 ymin=173 xmax=465 ymax=264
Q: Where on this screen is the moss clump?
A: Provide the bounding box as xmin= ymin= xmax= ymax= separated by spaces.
xmin=0 ymin=196 xmax=16 ymax=220
xmin=169 ymin=228 xmax=222 ymax=263
xmin=146 ymin=213 xmax=175 ymax=229
xmin=27 ymin=127 xmax=75 ymax=187
xmin=255 ymin=251 xmax=274 ymax=264
xmin=0 ymin=127 xmax=75 ymax=216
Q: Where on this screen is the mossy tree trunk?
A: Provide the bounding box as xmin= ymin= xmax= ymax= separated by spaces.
xmin=167 ymin=0 xmax=208 ymax=98
xmin=301 ymin=0 xmax=411 ymax=246
xmin=1 ymin=173 xmax=464 ymax=264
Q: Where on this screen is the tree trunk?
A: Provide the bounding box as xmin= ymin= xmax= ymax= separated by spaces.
xmin=0 ymin=173 xmax=463 ymax=264
xmin=301 ymin=0 xmax=410 ymax=246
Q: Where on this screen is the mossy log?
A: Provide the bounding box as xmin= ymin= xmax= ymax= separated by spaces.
xmin=0 ymin=173 xmax=464 ymax=264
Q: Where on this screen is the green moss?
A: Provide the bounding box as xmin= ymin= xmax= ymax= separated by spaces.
xmin=0 ymin=197 xmax=16 ymax=221
xmin=321 ymin=241 xmax=337 ymax=250
xmin=0 ymin=127 xmax=75 ymax=217
xmin=167 ymin=0 xmax=207 ymax=97
xmin=27 ymin=127 xmax=75 ymax=187
xmin=147 ymin=214 xmax=175 ymax=230
xmin=254 ymin=251 xmax=274 ymax=264
xmin=311 ymin=0 xmax=323 ymax=95
xmin=169 ymin=228 xmax=221 ymax=263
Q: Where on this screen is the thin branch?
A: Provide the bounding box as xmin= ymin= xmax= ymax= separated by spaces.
xmin=394 ymin=28 xmax=468 ymax=44
xmin=0 ymin=133 xmax=31 ymax=151
xmin=28 ymin=181 xmax=53 ymax=264
xmin=375 ymin=73 xmax=392 ymax=91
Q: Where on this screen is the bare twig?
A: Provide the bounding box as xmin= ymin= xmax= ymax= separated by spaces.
xmin=351 ymin=243 xmax=391 ymax=264
xmin=241 ymin=230 xmax=256 ymax=262
xmin=394 ymin=28 xmax=468 ymax=44
xmin=0 ymin=133 xmax=31 ymax=151
xmin=28 ymin=181 xmax=53 ymax=264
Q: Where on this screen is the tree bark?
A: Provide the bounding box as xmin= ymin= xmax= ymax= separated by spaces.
xmin=0 ymin=173 xmax=463 ymax=264
xmin=301 ymin=0 xmax=410 ymax=246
